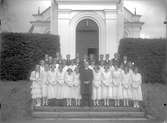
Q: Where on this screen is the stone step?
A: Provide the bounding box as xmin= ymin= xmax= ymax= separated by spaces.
xmin=2 ymin=119 xmax=162 ymax=123
xmin=30 ymin=119 xmax=163 ymax=123
xmin=32 ymin=111 xmax=146 ymax=119
xmin=34 ymin=106 xmax=142 ymax=112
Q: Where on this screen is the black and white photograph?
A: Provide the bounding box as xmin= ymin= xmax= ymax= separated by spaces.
xmin=0 ymin=0 xmax=167 ymax=123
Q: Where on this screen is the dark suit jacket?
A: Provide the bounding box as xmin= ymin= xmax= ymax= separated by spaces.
xmin=79 ymin=68 xmax=93 ymax=95
xmin=66 ymin=59 xmax=71 ymax=66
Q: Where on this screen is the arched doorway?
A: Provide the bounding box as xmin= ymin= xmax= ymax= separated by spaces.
xmin=76 ymin=19 xmax=99 ymax=58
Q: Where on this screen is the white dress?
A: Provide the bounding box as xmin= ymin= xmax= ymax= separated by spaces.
xmin=40 ymin=66 xmax=44 ymax=72
xmin=47 ymin=70 xmax=57 ymax=99
xmin=69 ymin=65 xmax=77 ymax=71
xmin=99 ymin=66 xmax=105 ymax=73
xmin=40 ymin=70 xmax=49 ymax=98
xmin=122 ymin=72 xmax=132 ymax=99
xmin=92 ymin=71 xmax=102 ymax=100
xmin=88 ymin=65 xmax=95 ymax=71
xmin=131 ymin=73 xmax=143 ymax=101
xmin=53 ymin=64 xmax=59 ymax=71
xmin=129 ymin=69 xmax=134 ymax=78
xmin=64 ymin=72 xmax=74 ymax=99
xmin=112 ymin=69 xmax=122 ymax=99
xmin=73 ymin=72 xmax=81 ymax=99
xmin=119 ymin=69 xmax=124 ymax=99
xmin=30 ymin=71 xmax=41 ymax=99
xmin=109 ymin=65 xmax=115 ymax=72
xmin=63 ymin=65 xmax=69 ymax=72
xmin=101 ymin=71 xmax=111 ymax=99
xmin=56 ymin=70 xmax=65 ymax=99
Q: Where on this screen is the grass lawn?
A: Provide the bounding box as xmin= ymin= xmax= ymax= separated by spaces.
xmin=0 ymin=81 xmax=32 ymax=121
xmin=142 ymin=83 xmax=167 ymax=120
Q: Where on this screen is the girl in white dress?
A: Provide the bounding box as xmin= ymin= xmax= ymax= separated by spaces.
xmin=101 ymin=65 xmax=111 ymax=106
xmin=30 ymin=65 xmax=41 ymax=106
xmin=53 ymin=58 xmax=59 ymax=71
xmin=92 ymin=65 xmax=102 ymax=106
xmin=69 ymin=60 xmax=77 ymax=71
xmin=128 ymin=61 xmax=134 ymax=77
xmin=122 ymin=66 xmax=132 ymax=107
xmin=63 ymin=65 xmax=69 ymax=73
xmin=39 ymin=60 xmax=45 ymax=72
xmin=40 ymin=64 xmax=49 ymax=106
xmin=64 ymin=68 xmax=74 ymax=106
xmin=109 ymin=61 xmax=115 ymax=73
xmin=99 ymin=61 xmax=105 ymax=73
xmin=88 ymin=61 xmax=95 ymax=71
xmin=47 ymin=65 xmax=57 ymax=99
xmin=131 ymin=67 xmax=143 ymax=108
xmin=56 ymin=64 xmax=65 ymax=99
xmin=119 ymin=64 xmax=124 ymax=100
xmin=112 ymin=64 xmax=122 ymax=107
xmin=73 ymin=67 xmax=81 ymax=106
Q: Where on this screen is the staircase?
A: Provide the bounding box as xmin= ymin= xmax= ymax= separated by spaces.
xmin=32 ymin=106 xmax=162 ymax=123
xmin=33 ymin=106 xmax=144 ymax=119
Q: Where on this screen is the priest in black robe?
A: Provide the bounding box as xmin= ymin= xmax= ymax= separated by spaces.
xmin=79 ymin=61 xmax=93 ymax=107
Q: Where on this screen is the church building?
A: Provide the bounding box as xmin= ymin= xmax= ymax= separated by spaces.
xmin=1 ymin=0 xmax=144 ymax=59
xmin=30 ymin=0 xmax=144 ymax=58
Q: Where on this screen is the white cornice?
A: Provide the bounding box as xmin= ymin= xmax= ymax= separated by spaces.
xmin=57 ymin=0 xmax=118 ymax=1
xmin=30 ymin=20 xmax=50 ymax=26
xmin=124 ymin=22 xmax=144 ymax=28
xmin=57 ymin=0 xmax=120 ymax=4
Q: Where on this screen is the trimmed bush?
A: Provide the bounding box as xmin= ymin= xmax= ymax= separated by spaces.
xmin=0 ymin=33 xmax=60 ymax=81
xmin=118 ymin=38 xmax=166 ymax=84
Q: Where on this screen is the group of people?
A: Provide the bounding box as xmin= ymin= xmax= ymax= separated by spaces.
xmin=30 ymin=53 xmax=143 ymax=108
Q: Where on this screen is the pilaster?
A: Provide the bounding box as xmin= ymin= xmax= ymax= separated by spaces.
xmin=51 ymin=0 xmax=58 ymax=35
xmin=104 ymin=10 xmax=117 ymax=58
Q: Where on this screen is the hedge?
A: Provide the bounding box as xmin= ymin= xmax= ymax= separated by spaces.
xmin=0 ymin=33 xmax=60 ymax=81
xmin=118 ymin=38 xmax=166 ymax=84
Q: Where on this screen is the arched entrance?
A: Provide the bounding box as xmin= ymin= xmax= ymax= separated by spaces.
xmin=76 ymin=19 xmax=99 ymax=57
xmin=69 ymin=12 xmax=106 ymax=58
